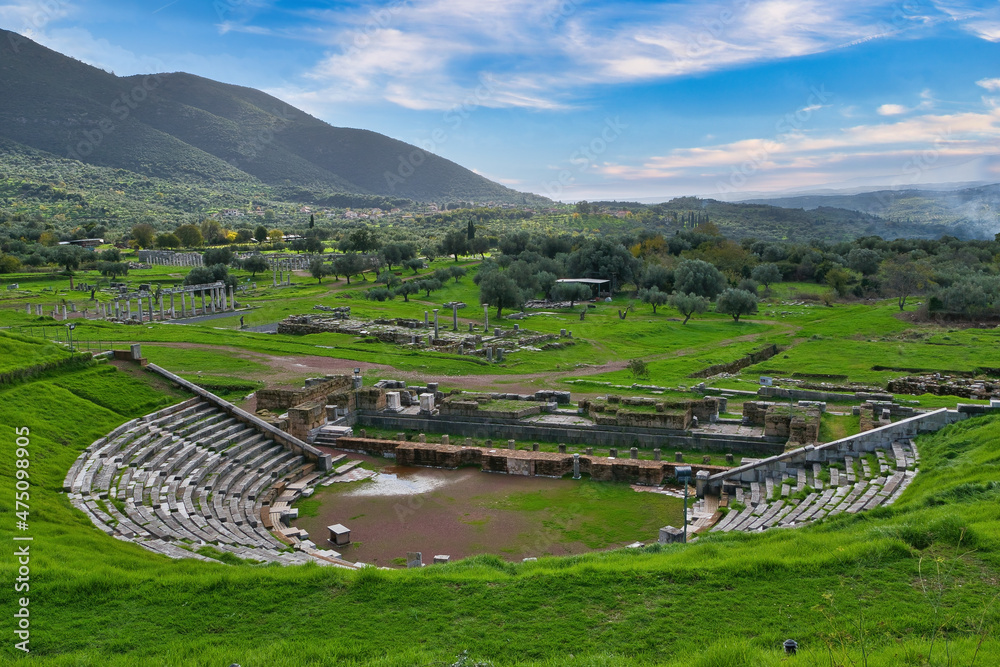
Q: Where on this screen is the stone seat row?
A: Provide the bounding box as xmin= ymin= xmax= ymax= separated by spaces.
xmin=64 ymin=397 xmax=355 ymax=567
xmin=711 ymin=440 xmax=918 ymax=534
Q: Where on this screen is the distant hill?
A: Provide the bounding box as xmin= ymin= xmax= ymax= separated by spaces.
xmin=740 ymin=184 xmax=1000 ymax=239
xmin=0 ymin=29 xmax=546 ymax=206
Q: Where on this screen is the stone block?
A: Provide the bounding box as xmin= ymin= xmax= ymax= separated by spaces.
xmin=406 ymin=552 xmax=422 ymax=568
xmin=659 ymin=526 xmax=684 ymax=544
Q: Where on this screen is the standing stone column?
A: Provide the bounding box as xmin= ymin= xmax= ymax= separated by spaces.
xmin=137 ymin=298 xmax=144 ymax=323
xmin=573 ymin=453 xmax=581 ymax=480
xmin=200 ymin=289 xmax=206 ymax=315
xmin=180 ymin=292 xmax=186 ymax=318
xmin=210 ymin=287 xmax=217 ymax=313
xmin=159 ymin=295 xmax=165 ymax=320
xmin=452 ymin=303 xmax=458 ymax=331
xmin=170 ymin=293 xmax=175 ymax=318
xmin=25 ymin=304 xmax=31 ymax=315
xmin=148 ymin=296 xmax=154 ymax=322
xmin=484 ymin=305 xmax=489 ymax=331
xmin=272 ymin=260 xmax=277 ymax=288
xmin=433 ymin=309 xmax=439 ymax=339
xmin=228 ymin=285 xmax=235 ymax=311
xmin=126 ymin=300 xmax=132 ymax=320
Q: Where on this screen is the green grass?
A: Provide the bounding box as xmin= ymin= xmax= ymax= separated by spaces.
xmin=0 ymin=329 xmax=74 ymax=374
xmin=1 ymin=331 xmax=1000 ymax=665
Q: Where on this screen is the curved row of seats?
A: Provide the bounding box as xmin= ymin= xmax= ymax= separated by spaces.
xmin=710 ymin=439 xmax=919 ymax=533
xmin=64 ymin=397 xmax=358 ymax=567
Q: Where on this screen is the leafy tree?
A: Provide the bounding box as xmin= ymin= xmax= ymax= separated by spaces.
xmin=566 ymin=238 xmax=641 ymax=291
xmin=551 ymin=281 xmax=592 ymax=307
xmin=98 ymin=261 xmax=129 ymax=279
xmin=825 ymin=267 xmax=859 ymax=297
xmin=751 ymin=262 xmax=782 ymax=289
xmin=254 ymin=225 xmax=269 ymax=243
xmin=309 ymin=258 xmax=331 ymax=284
xmin=132 ymin=223 xmax=155 ymax=249
xmin=440 ymin=229 xmax=468 ymax=262
xmin=470 ymin=236 xmax=492 ymax=259
xmin=879 ymin=256 xmax=933 ymax=310
xmin=0 ymin=254 xmax=22 ymax=273
xmin=404 ymin=258 xmax=425 ymax=274
xmin=304 ymin=237 xmax=324 ymax=254
xmin=55 ymin=246 xmax=82 ymax=272
xmin=382 ymin=243 xmax=403 ymax=270
xmin=536 ymin=271 xmax=557 ymax=298
xmin=847 ymin=248 xmax=881 ymax=276
xmin=639 ymin=264 xmax=674 ymax=292
xmin=175 ymin=224 xmax=203 ymax=247
xmin=243 ymin=254 xmax=268 ymax=277
xmin=668 ymin=291 xmax=710 ymax=324
xmin=155 ymin=233 xmax=181 ymax=249
xmin=736 ymin=278 xmax=758 ymax=294
xmin=395 ymin=281 xmax=420 ymax=302
xmin=235 ymin=228 xmax=254 ymax=244
xmin=340 ymin=227 xmax=381 ymax=254
xmin=203 ymin=247 xmax=233 ymax=266
xmin=575 ymin=201 xmax=592 ymax=215
xmin=184 ymin=266 xmax=215 ymax=286
xmin=716 ymin=288 xmax=759 ymax=322
xmin=267 ymin=229 xmax=284 ymax=244
xmin=365 ymin=286 xmax=393 ymax=301
xmin=417 ymin=278 xmax=443 ymax=297
xmin=638 ymin=286 xmax=670 ymax=314
xmin=467 ymin=219 xmax=476 ymax=240
xmin=674 ymin=259 xmax=727 ymax=299
xmin=98 ymin=247 xmax=121 ymax=262
xmin=448 ymin=266 xmax=467 ymax=283
xmin=200 ymin=219 xmax=226 ymax=245
xmin=479 ymin=271 xmax=523 ymax=318
xmin=334 ymin=254 xmax=365 ymax=284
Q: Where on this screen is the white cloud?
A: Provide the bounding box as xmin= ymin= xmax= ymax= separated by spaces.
xmin=276 ymin=0 xmax=967 ymax=112
xmin=977 ymin=77 xmax=1000 ymax=92
xmin=877 ymin=104 xmax=909 ymax=116
xmin=27 ymin=26 xmax=168 ymax=75
xmin=0 ymin=0 xmax=72 ymax=34
xmin=595 ymin=99 xmax=1000 ymax=194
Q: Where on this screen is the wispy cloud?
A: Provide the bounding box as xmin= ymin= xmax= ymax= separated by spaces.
xmin=595 ymin=89 xmax=1000 ymax=193
xmin=270 ymin=0 xmax=971 ymax=112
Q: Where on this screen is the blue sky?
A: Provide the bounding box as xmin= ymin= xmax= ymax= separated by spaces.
xmin=3 ymin=0 xmax=1000 ymax=201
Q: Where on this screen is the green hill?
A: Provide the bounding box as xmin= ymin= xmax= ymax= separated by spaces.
xmin=0 ymin=30 xmax=546 ymax=205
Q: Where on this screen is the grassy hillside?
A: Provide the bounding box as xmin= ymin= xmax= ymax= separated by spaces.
xmin=0 ymin=30 xmax=545 ymax=205
xmin=0 ymin=346 xmax=998 ymax=665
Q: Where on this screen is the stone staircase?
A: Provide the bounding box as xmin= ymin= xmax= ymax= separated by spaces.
xmin=709 ymin=439 xmax=918 ymax=533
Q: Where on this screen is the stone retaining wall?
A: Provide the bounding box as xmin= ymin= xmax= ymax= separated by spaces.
xmin=356 ymin=413 xmax=786 ymax=454
xmin=335 ymin=437 xmax=728 ymax=484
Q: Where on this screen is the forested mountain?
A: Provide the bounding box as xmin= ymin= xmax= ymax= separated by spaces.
xmin=0 ymin=29 xmax=546 ymax=205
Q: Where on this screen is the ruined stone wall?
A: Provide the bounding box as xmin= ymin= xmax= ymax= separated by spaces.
xmin=287 ymin=400 xmax=327 ymax=440
xmin=256 ymin=375 xmax=353 ymax=412
xmin=688 ymin=344 xmax=780 ymax=379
